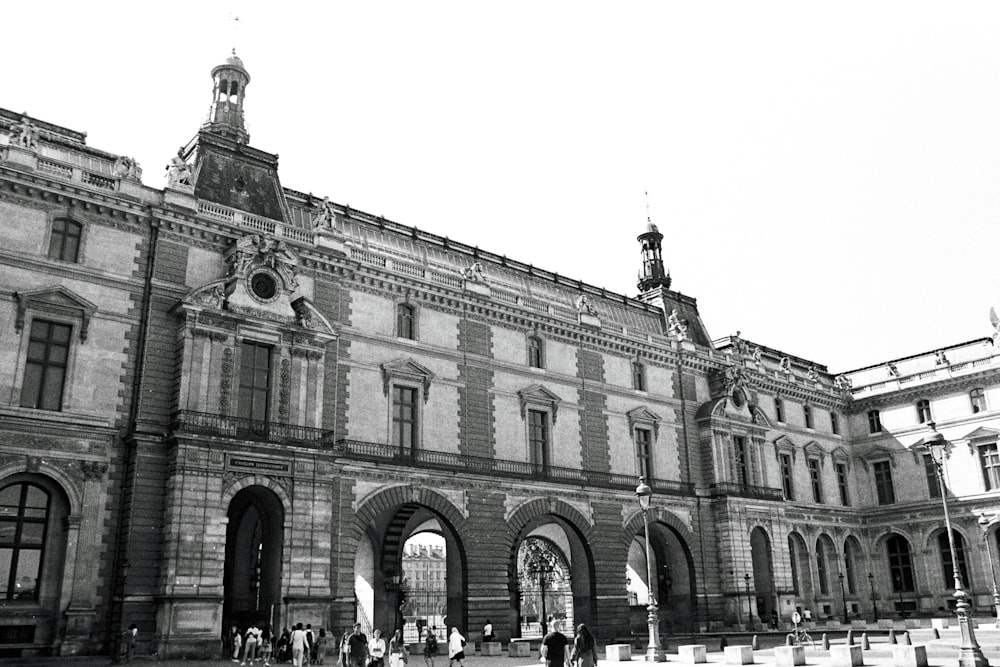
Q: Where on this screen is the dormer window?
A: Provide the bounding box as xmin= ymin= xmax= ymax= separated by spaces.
xmin=804 ymin=403 xmax=814 ymax=429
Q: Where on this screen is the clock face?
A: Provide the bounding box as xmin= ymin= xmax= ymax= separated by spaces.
xmin=249 ymin=271 xmax=278 ymax=301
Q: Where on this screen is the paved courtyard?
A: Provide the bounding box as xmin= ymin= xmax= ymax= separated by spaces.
xmin=9 ymin=626 xmax=1000 ymax=667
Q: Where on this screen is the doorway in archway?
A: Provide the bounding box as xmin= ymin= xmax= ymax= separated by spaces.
xmin=750 ymin=527 xmax=775 ymax=622
xmin=400 ymin=530 xmax=447 ymax=643
xmin=223 ymin=486 xmax=285 ymax=635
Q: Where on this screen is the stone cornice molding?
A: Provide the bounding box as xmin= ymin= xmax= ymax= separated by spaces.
xmin=846 ymin=366 xmax=999 ymax=413
xmin=0 ymin=164 xmax=150 ymax=221
xmin=626 ymin=406 xmax=662 ymax=438
xmin=15 ymin=286 xmax=97 ymax=341
xmin=381 ymin=358 xmax=435 ymax=401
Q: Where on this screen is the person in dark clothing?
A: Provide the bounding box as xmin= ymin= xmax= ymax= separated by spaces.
xmin=347 ymin=623 xmax=369 ymax=667
xmin=541 ymin=629 xmax=568 ymax=667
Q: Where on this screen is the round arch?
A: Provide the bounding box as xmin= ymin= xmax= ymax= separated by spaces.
xmin=507 ymin=498 xmax=597 ymax=640
xmin=787 ymin=531 xmax=814 ymax=607
xmin=0 ymin=460 xmax=82 ymax=517
xmin=750 ymin=526 xmax=775 ymax=621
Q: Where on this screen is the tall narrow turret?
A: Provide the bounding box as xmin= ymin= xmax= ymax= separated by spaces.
xmin=637 ymin=221 xmax=671 ymax=292
xmin=204 ymin=49 xmax=251 ymax=143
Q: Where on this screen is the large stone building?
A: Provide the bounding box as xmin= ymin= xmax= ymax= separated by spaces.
xmin=0 ymin=53 xmax=998 ymax=658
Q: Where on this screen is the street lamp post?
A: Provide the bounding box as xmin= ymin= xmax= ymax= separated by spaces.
xmin=925 ymin=422 xmax=989 ymax=667
xmin=868 ymin=572 xmax=878 ymax=622
xmin=744 ymin=573 xmax=753 ymax=630
xmin=838 ymin=572 xmax=849 ymax=624
xmin=636 ymin=477 xmax=665 ymax=662
xmin=978 ymin=514 xmax=1000 ymax=624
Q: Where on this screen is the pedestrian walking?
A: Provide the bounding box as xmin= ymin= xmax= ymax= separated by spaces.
xmin=423 ymin=625 xmax=440 ymax=667
xmin=347 ymin=622 xmax=369 ymax=667
xmin=316 ymin=628 xmax=328 ymax=665
xmin=389 ymin=629 xmax=408 ymax=667
xmin=569 ymin=624 xmax=595 ymax=667
xmin=244 ymin=622 xmax=261 ymax=665
xmin=233 ymin=627 xmax=244 ymax=663
xmin=292 ymin=623 xmax=310 ymax=667
xmin=370 ymin=628 xmax=387 ymax=667
xmin=447 ymin=627 xmax=466 ymax=667
xmin=540 ymin=626 xmax=568 ymax=667
xmin=122 ymin=623 xmax=138 ymax=664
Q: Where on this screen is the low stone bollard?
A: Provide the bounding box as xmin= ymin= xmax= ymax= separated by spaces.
xmin=904 ymin=619 xmax=922 ymax=630
xmin=508 ymin=640 xmax=532 ymax=658
xmin=830 ymin=645 xmax=863 ymax=667
xmin=480 ymin=642 xmax=502 ymax=656
xmin=774 ymin=645 xmax=805 ymax=667
xmin=931 ymin=618 xmax=950 ymax=630
xmin=902 ymin=631 xmax=911 ymax=646
xmin=861 ymin=633 xmax=870 ymax=650
xmin=677 ymin=645 xmax=707 ymax=663
xmin=878 ymin=619 xmax=895 ymax=630
xmin=724 ymin=645 xmax=754 ymax=665
xmin=892 ymin=645 xmax=928 ymax=667
xmin=851 ymin=620 xmax=868 ymax=630
xmin=604 ymin=644 xmax=632 ymax=662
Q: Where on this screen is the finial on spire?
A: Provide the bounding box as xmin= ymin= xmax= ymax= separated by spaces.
xmin=645 ymin=190 xmax=651 ymax=225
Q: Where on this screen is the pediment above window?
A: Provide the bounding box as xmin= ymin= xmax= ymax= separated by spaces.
xmin=15 ymin=286 xmax=96 ymax=341
xmin=962 ymin=427 xmax=1000 ymax=445
xmin=803 ymin=440 xmax=825 ymax=465
xmin=774 ymin=435 xmax=797 ymax=462
xmin=382 ymin=358 xmax=435 ymax=400
xmin=857 ymin=445 xmax=897 ymax=471
xmin=518 ymin=384 xmax=562 ymax=423
xmin=627 ymin=406 xmax=662 ymax=438
xmin=830 ymin=446 xmax=850 ymax=467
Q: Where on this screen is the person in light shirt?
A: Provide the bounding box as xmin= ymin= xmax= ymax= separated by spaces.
xmin=291 ymin=623 xmax=309 ymax=667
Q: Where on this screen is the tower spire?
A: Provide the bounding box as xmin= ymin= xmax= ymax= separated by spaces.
xmin=637 ymin=191 xmax=671 ymax=292
xmin=204 ymin=49 xmax=251 ymax=143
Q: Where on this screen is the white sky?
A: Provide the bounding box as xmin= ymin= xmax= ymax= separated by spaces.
xmin=5 ymin=2 xmax=999 ymax=372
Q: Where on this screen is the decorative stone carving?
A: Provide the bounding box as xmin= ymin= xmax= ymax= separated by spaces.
xmin=81 ymin=460 xmax=108 ymax=481
xmin=935 ymin=349 xmax=950 ymax=366
xmin=887 ymin=362 xmax=900 ymax=378
xmin=230 ymin=234 xmax=299 ymax=290
xmin=9 ymin=116 xmax=40 ymax=150
xmin=750 ymin=345 xmax=762 ymax=364
xmin=219 ymin=347 xmax=234 ymax=414
xmin=779 ymin=357 xmax=792 ymax=374
xmin=462 ymin=262 xmax=486 ymax=283
xmin=575 ymin=293 xmax=598 ymax=316
xmin=807 ymin=366 xmax=819 ymax=382
xmin=26 ymin=456 xmax=41 ymax=472
xmin=312 ymin=196 xmax=338 ymax=229
xmin=15 ymin=286 xmax=97 ymax=342
xmin=834 ymin=374 xmax=852 ymax=392
xmin=668 ymin=308 xmax=689 ymax=341
xmin=991 ymin=307 xmax=1000 ymax=345
xmin=278 ymin=358 xmax=290 ymax=422
xmin=165 ymin=148 xmax=193 ymax=189
xmin=113 ymin=155 xmax=142 ymax=180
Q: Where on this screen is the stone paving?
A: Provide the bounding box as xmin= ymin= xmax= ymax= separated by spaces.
xmin=10 ymin=628 xmax=1000 ymax=667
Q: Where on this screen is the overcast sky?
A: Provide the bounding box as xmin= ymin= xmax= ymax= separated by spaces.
xmin=5 ymin=2 xmax=999 ymax=372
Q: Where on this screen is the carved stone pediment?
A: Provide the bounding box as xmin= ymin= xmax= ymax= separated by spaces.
xmin=15 ymin=286 xmax=97 ymax=341
xmin=627 ymin=406 xmax=662 ymax=438
xmin=803 ymin=440 xmax=825 ymax=464
xmin=517 ymin=384 xmax=562 ymax=422
xmin=381 ymin=358 xmax=435 ymax=400
xmin=227 ymin=233 xmax=300 ymax=290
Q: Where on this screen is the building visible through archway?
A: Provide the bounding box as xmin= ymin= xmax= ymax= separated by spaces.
xmin=223 ymin=486 xmax=285 ymax=634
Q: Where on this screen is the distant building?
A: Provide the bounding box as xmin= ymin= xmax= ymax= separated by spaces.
xmin=0 ymin=53 xmax=998 ymax=658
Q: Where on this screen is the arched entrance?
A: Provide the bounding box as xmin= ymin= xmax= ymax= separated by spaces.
xmin=223 ymin=486 xmax=285 ymax=634
xmin=368 ymin=502 xmax=466 ymax=642
xmin=787 ymin=532 xmax=813 ymax=613
xmin=626 ymin=520 xmax=696 ymax=635
xmin=750 ymin=527 xmax=775 ymax=621
xmin=510 ymin=515 xmax=594 ymax=639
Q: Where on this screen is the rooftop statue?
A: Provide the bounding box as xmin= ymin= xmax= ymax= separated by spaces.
xmin=113 ymin=155 xmax=142 ymax=180
xmin=667 ymin=308 xmax=689 ymax=341
xmin=165 ymin=148 xmax=193 ymax=188
xmin=9 ymin=116 xmax=39 ymax=150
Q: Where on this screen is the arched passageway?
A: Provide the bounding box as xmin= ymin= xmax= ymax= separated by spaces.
xmin=626 ymin=520 xmax=696 ymax=635
xmin=223 ymin=485 xmax=285 ymax=634
xmin=750 ymin=527 xmax=775 ymax=621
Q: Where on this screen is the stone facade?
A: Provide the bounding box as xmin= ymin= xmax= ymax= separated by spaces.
xmin=0 ymin=58 xmax=998 ymax=660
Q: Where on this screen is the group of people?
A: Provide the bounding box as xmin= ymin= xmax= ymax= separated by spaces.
xmin=541 ymin=623 xmax=597 ymax=667
xmin=227 ymin=619 xmax=596 ymax=667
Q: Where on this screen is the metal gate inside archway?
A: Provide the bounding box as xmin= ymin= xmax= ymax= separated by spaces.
xmin=517 ymin=537 xmax=574 ymax=638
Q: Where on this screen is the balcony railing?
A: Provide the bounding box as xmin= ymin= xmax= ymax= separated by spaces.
xmin=170 ymin=411 xmax=694 ymax=496
xmin=709 ymin=482 xmax=785 ymax=501
xmin=172 ymin=410 xmax=337 ymax=447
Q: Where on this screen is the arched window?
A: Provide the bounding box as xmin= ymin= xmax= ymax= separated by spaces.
xmin=938 ymin=530 xmax=970 ymax=589
xmin=0 ymin=482 xmax=51 ymax=600
xmin=788 ymin=535 xmax=799 ymax=596
xmin=396 ymin=303 xmax=415 ymax=340
xmin=887 ymin=535 xmax=915 ymax=592
xmin=816 ymin=538 xmax=830 ymax=595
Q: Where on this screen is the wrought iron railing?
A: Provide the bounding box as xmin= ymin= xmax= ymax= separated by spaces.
xmin=709 ymin=482 xmax=784 ymax=501
xmin=172 ymin=410 xmax=337 ymax=447
xmin=171 ymin=411 xmax=696 ymax=496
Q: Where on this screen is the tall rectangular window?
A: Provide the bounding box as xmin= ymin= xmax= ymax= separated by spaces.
xmin=867 ymin=410 xmax=882 ymax=434
xmin=831 ymin=412 xmax=840 ymax=435
xmin=874 ymin=460 xmax=895 ymax=505
xmin=632 ymin=362 xmax=646 ymax=391
xmin=916 ymin=399 xmax=932 ymax=424
xmin=396 ymin=303 xmax=415 ymax=340
xmin=817 ymin=545 xmax=829 ymax=595
xmin=980 ymin=444 xmax=1000 ymax=491
xmin=392 ymin=386 xmax=419 ymax=452
xmin=804 ymin=403 xmax=814 ymax=429
xmin=808 ymin=459 xmax=823 ymax=503
xmin=47 ymin=219 xmax=81 ymax=263
xmin=924 ymin=454 xmax=942 ymax=498
xmin=238 ymin=341 xmax=272 ymax=421
xmin=774 ymin=399 xmax=784 ymax=423
xmin=734 ymin=436 xmax=749 ymax=486
xmin=528 ymin=409 xmax=549 ymax=468
xmin=635 ymin=428 xmax=652 ymax=479
xmin=528 ymin=336 xmax=544 ymax=369
xmin=19 ymin=319 xmax=72 ymax=411
xmin=970 ymin=388 xmax=987 ymax=414
xmin=780 ymin=454 xmax=794 ymax=500
xmin=836 ymin=463 xmax=850 ymax=506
